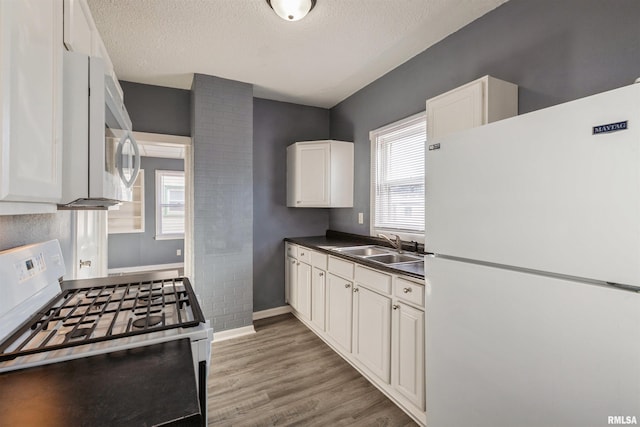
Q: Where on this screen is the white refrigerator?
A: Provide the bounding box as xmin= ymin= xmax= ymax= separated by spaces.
xmin=425 ymin=83 xmax=640 ymax=427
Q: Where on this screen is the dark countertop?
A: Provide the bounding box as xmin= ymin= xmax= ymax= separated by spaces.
xmin=0 ymin=338 xmax=201 ymax=427
xmin=285 ymin=231 xmax=425 ymax=279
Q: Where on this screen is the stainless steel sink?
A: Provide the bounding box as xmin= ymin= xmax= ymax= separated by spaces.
xmin=331 ymin=245 xmax=423 ymax=266
xmin=365 ymin=253 xmax=423 ymax=265
xmin=333 ymin=245 xmax=389 ymax=257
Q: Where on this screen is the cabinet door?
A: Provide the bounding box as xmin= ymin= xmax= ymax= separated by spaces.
xmin=0 ymin=0 xmax=63 ymax=203
xmin=285 ymin=256 xmax=297 ymax=307
xmin=63 ymin=0 xmax=94 ymax=55
xmin=354 ymin=286 xmax=391 ymax=383
xmin=296 ymin=143 xmax=330 ymax=207
xmin=311 ymin=267 xmax=326 ymax=331
xmin=427 ymin=79 xmax=484 ymax=140
xmin=325 ymin=273 xmax=353 ymax=352
xmin=297 ymin=261 xmax=312 ymax=320
xmin=392 ymin=302 xmax=425 ymax=410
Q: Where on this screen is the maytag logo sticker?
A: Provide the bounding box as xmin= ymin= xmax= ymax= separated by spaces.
xmin=593 ymin=120 xmax=628 ymax=135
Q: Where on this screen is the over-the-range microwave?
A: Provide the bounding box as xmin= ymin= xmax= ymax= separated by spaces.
xmin=59 ymin=51 xmax=140 ymax=209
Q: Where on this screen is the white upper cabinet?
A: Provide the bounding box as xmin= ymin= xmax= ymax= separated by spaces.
xmin=426 ymin=75 xmax=518 ymax=141
xmin=287 ymin=140 xmax=354 ymax=208
xmin=0 ymin=0 xmax=64 ymax=213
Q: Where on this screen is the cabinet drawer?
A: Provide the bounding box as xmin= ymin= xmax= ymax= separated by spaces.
xmin=298 ymin=247 xmax=311 ymax=263
xmin=311 ymin=251 xmax=327 ymax=269
xmin=394 ymin=278 xmax=425 ymax=308
xmin=328 ymin=256 xmax=354 ymax=279
xmin=286 ymin=243 xmax=297 ymax=259
xmin=355 ymin=265 xmax=392 ymax=295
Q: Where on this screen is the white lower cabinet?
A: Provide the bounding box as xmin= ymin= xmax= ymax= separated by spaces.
xmin=296 ymin=261 xmax=312 ymax=320
xmin=311 ymin=267 xmax=326 ymax=330
xmin=353 ymin=286 xmax=391 ymax=383
xmin=285 ymin=242 xmax=426 ymax=425
xmin=392 ymin=301 xmax=425 ymax=411
xmin=325 ymin=272 xmax=353 ymax=353
xmin=285 ymin=255 xmax=297 ymax=308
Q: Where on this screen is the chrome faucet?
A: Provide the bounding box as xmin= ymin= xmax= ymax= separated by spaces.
xmin=377 ymin=233 xmax=403 ymax=254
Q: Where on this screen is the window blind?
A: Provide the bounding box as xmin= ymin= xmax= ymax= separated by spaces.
xmin=371 ymin=112 xmax=425 ymax=234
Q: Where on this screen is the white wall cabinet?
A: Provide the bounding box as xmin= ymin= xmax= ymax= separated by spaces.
xmin=426 ymin=75 xmax=518 ymax=141
xmin=286 ymin=140 xmax=353 ymax=208
xmin=0 ymin=0 xmax=63 ymax=214
xmin=285 ymin=242 xmax=426 ymax=425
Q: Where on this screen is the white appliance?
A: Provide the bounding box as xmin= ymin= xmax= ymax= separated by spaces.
xmin=60 ymin=51 xmax=140 ymax=209
xmin=0 ymin=240 xmax=213 ymax=422
xmin=425 ymin=82 xmax=640 ymax=427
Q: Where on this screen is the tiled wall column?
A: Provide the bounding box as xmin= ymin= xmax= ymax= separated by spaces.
xmin=191 ymin=74 xmax=253 ymax=332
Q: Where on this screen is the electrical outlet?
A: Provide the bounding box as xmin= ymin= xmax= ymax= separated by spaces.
xmin=358 ymin=212 xmax=364 ymax=224
xmin=177 ymin=249 xmax=182 ymax=256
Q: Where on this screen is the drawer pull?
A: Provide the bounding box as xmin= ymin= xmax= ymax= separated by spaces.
xmin=345 ymin=283 xmax=351 ymax=289
xmin=392 ymin=304 xmax=400 ymax=310
xmin=403 ymin=287 xmax=412 ymax=294
xmin=319 ymin=272 xmax=324 ymax=277
xmin=300 ymin=252 xmax=305 ymax=256
xmin=353 ymin=288 xmax=359 ymax=293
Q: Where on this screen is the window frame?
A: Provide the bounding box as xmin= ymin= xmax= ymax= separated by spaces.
xmin=369 ymin=111 xmax=426 ymax=244
xmin=155 ymin=169 xmax=185 ymax=240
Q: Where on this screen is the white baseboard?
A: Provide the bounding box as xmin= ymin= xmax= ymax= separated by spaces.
xmin=213 ymin=325 xmax=256 ymax=343
xmin=108 ymin=262 xmax=184 ymax=275
xmin=252 ymin=305 xmax=292 ymax=321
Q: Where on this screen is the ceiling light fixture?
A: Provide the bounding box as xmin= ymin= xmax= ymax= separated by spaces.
xmin=267 ymin=0 xmax=317 ymax=22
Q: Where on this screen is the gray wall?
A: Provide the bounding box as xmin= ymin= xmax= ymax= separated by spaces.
xmin=329 ymin=0 xmax=640 ymax=234
xmin=192 ymin=74 xmax=254 ymax=331
xmin=108 ymin=157 xmax=185 ymax=269
xmin=0 ymin=213 xmax=74 ymax=273
xmin=253 ymin=98 xmax=331 ymax=312
xmin=120 ymin=81 xmax=191 ymax=136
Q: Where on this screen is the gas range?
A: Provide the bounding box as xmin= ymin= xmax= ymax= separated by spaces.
xmin=0 ymin=240 xmax=213 ymax=424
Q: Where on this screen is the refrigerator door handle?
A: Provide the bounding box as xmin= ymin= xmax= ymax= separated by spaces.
xmin=605 ymin=282 xmax=640 ymax=293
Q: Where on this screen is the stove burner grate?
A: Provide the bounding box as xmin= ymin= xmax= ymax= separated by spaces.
xmin=0 ymin=277 xmax=205 ymax=362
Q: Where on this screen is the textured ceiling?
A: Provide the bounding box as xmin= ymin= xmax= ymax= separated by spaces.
xmin=87 ymin=0 xmax=508 ymax=108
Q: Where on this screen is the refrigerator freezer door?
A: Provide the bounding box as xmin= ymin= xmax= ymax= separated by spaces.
xmin=426 ymin=83 xmax=640 ymax=286
xmin=425 ymin=256 xmax=640 ymax=427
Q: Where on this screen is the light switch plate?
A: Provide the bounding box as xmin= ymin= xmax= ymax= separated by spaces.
xmin=358 ymin=212 xmax=364 ymax=224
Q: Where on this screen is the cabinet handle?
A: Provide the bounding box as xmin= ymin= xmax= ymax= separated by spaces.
xmin=392 ymin=304 xmax=400 ymax=310
xmin=403 ymin=287 xmax=412 ymax=294
xmin=353 ymin=288 xmax=359 ymax=293
xmin=291 ymin=260 xmax=296 ymax=264
xmin=319 ymin=272 xmax=324 ymax=276
xmin=300 ymin=252 xmax=305 ymax=256
xmin=345 ymin=283 xmax=351 ymax=289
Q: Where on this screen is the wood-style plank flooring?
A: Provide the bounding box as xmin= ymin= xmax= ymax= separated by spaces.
xmin=208 ymin=314 xmax=417 ymax=426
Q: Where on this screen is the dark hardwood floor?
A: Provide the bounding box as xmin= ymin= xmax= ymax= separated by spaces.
xmin=208 ymin=313 xmax=417 ymax=426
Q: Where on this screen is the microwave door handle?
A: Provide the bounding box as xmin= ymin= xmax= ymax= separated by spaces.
xmin=116 ymin=133 xmax=140 ymax=188
xmin=128 ymin=134 xmax=141 ymax=188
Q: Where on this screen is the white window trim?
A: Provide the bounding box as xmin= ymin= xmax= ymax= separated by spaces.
xmin=155 ymin=169 xmax=185 ymax=240
xmin=370 ymin=111 xmax=426 ymax=244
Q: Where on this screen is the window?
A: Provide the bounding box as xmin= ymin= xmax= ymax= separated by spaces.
xmin=156 ymin=170 xmax=185 ymax=240
xmin=370 ymin=112 xmax=426 ymax=242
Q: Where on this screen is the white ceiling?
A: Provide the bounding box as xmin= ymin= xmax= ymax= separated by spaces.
xmin=87 ymin=0 xmax=508 ymax=108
